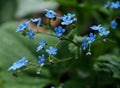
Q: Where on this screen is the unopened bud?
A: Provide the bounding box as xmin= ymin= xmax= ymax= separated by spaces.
xmin=73 ymin=18 xmax=77 ymax=23
xmin=103 ymin=38 xmax=108 ymax=43
xmin=86 ymin=52 xmax=92 ymax=56
xmin=36 ymin=71 xmax=40 ymax=74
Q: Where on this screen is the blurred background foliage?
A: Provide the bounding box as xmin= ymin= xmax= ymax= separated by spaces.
xmin=0 ymin=0 xmax=120 ymax=88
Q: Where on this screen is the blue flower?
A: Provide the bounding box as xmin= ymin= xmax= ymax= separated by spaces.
xmin=27 ymin=29 xmax=35 ymax=39
xmin=54 ymin=26 xmax=65 ymax=36
xmin=110 ymin=1 xmax=120 ymax=9
xmin=50 ymin=86 xmax=55 ymax=88
xmin=110 ymin=20 xmax=118 ymax=29
xmin=104 ymin=1 xmax=110 ymax=8
xmin=46 ymin=46 xmax=57 ymax=55
xmin=30 ymin=18 xmax=41 ymax=22
xmin=36 ymin=39 xmax=46 ymax=52
xmin=45 ymin=9 xmax=56 ymax=19
xmin=73 ymin=18 xmax=77 ymax=23
xmin=60 ymin=13 xmax=75 ymax=25
xmin=30 ymin=18 xmax=41 ymax=27
xmin=37 ymin=20 xmax=41 ymax=28
xmin=86 ymin=33 xmax=96 ymax=44
xmin=98 ymin=28 xmax=110 ymax=36
xmin=8 ymin=57 xmax=28 ymax=71
xmin=82 ymin=40 xmax=88 ymax=50
xmin=38 ymin=54 xmax=45 ymax=66
xmin=90 ymin=24 xmax=102 ymax=30
xmin=16 ymin=21 xmax=29 ymax=32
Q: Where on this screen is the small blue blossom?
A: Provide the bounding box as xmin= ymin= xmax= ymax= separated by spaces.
xmin=46 ymin=46 xmax=57 ymax=55
xmin=36 ymin=39 xmax=46 ymax=52
xmin=98 ymin=28 xmax=110 ymax=36
xmin=27 ymin=29 xmax=35 ymax=39
xmin=104 ymin=1 xmax=110 ymax=8
xmin=110 ymin=1 xmax=120 ymax=9
xmin=110 ymin=20 xmax=118 ymax=29
xmin=90 ymin=24 xmax=102 ymax=30
xmin=37 ymin=20 xmax=41 ymax=28
xmin=82 ymin=40 xmax=88 ymax=50
xmin=86 ymin=33 xmax=96 ymax=44
xmin=30 ymin=18 xmax=41 ymax=27
xmin=8 ymin=57 xmax=28 ymax=71
xmin=60 ymin=13 xmax=75 ymax=25
xmin=54 ymin=26 xmax=65 ymax=36
xmin=30 ymin=18 xmax=41 ymax=22
xmin=73 ymin=18 xmax=77 ymax=23
xmin=16 ymin=21 xmax=29 ymax=32
xmin=45 ymin=9 xmax=56 ymax=19
xmin=51 ymin=86 xmax=55 ymax=88
xmin=38 ymin=54 xmax=45 ymax=66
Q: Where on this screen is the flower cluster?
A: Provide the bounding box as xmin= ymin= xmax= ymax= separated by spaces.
xmin=6 ymin=1 xmax=120 ymax=88
xmin=8 ymin=4 xmax=118 ymax=78
xmin=104 ymin=1 xmax=120 ymax=9
xmin=9 ymin=9 xmax=76 ymax=71
xmin=90 ymin=24 xmax=110 ymax=36
xmin=82 ymin=17 xmax=118 ymax=52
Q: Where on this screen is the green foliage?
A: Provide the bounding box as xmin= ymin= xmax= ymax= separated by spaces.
xmin=56 ymin=0 xmax=78 ymax=7
xmin=1 ymin=0 xmax=120 ymax=88
xmin=94 ymin=54 xmax=120 ymax=79
xmin=0 ymin=21 xmax=58 ymax=88
xmin=0 ymin=0 xmax=17 ymax=24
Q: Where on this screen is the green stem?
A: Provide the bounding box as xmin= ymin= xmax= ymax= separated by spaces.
xmin=35 ymin=32 xmax=80 ymax=48
xmin=48 ymin=18 xmax=54 ymax=32
xmin=88 ymin=43 xmax=91 ymax=52
xmin=53 ymin=57 xmax=73 ymax=63
xmin=61 ymin=36 xmax=80 ymax=47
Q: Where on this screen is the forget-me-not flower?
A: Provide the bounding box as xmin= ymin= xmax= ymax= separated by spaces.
xmin=110 ymin=20 xmax=118 ymax=29
xmin=30 ymin=18 xmax=41 ymax=27
xmin=8 ymin=57 xmax=28 ymax=71
xmin=110 ymin=1 xmax=120 ymax=9
xmin=98 ymin=28 xmax=110 ymax=36
xmin=50 ymin=86 xmax=55 ymax=88
xmin=90 ymin=24 xmax=102 ymax=30
xmin=16 ymin=21 xmax=29 ymax=32
xmin=60 ymin=13 xmax=75 ymax=25
xmin=104 ymin=1 xmax=111 ymax=8
xmin=54 ymin=26 xmax=65 ymax=36
xmin=31 ymin=18 xmax=41 ymax=22
xmin=36 ymin=39 xmax=46 ymax=52
xmin=27 ymin=29 xmax=35 ymax=39
xmin=82 ymin=40 xmax=88 ymax=50
xmin=46 ymin=46 xmax=57 ymax=55
xmin=45 ymin=9 xmax=56 ymax=19
xmin=38 ymin=54 xmax=45 ymax=66
xmin=86 ymin=33 xmax=96 ymax=44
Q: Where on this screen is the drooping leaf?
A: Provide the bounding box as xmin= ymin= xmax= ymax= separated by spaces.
xmin=94 ymin=54 xmax=120 ymax=79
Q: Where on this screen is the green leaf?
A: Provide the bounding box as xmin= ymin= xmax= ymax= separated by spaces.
xmin=92 ymin=38 xmax=117 ymax=57
xmin=0 ymin=0 xmax=17 ymax=24
xmin=0 ymin=21 xmax=58 ymax=88
xmin=56 ymin=0 xmax=78 ymax=7
xmin=94 ymin=54 xmax=120 ymax=79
